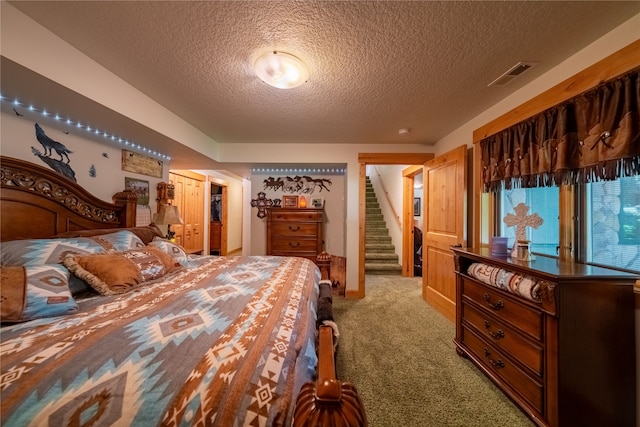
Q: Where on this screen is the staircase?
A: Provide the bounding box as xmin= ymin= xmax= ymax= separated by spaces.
xmin=365 ymin=177 xmax=402 ymax=275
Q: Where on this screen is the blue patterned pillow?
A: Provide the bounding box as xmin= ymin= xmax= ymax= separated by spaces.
xmin=0 ymin=231 xmax=144 ymax=267
xmin=90 ymin=230 xmax=145 ymax=252
xmin=149 ymin=237 xmax=190 ymax=267
xmin=1 ymin=237 xmax=106 ymax=266
xmin=0 ymin=264 xmax=78 ymax=322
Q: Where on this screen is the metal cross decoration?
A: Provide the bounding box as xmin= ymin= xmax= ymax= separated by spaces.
xmin=250 ymin=191 xmax=273 ymax=218
xmin=503 ymin=202 xmax=543 ymax=242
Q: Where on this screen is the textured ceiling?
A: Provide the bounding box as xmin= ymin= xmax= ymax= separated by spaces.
xmin=5 ymin=1 xmax=640 ymax=150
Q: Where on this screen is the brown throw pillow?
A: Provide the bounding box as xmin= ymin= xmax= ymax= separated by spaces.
xmin=63 ymin=246 xmax=176 ymax=295
xmin=0 ymin=266 xmax=27 ymax=321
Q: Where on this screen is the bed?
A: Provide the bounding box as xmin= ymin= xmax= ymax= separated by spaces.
xmin=0 ymin=156 xmax=366 ymax=426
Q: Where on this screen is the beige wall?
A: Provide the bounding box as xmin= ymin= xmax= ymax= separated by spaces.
xmin=0 ymin=110 xmax=169 ymax=213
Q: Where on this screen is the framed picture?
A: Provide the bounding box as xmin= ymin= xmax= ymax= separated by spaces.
xmin=122 ymin=149 xmax=163 ymax=178
xmin=283 ymin=195 xmax=298 ymax=208
xmin=311 ymin=197 xmax=324 ymax=209
xmin=125 ymin=177 xmax=150 ymax=205
xmin=414 ymin=197 xmax=421 ymax=217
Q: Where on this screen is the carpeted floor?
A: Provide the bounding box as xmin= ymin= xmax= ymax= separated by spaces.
xmin=333 ymin=275 xmax=535 ymax=427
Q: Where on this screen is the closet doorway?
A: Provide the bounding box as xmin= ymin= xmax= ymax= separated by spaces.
xmin=209 ymin=179 xmax=228 ymax=256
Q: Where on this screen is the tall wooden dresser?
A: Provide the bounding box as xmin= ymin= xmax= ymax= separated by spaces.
xmin=266 ymin=208 xmax=324 ymax=263
xmin=452 ymin=247 xmax=637 ymax=427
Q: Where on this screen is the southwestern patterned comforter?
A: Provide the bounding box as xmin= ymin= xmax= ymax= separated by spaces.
xmin=1 ymin=255 xmax=320 ymax=426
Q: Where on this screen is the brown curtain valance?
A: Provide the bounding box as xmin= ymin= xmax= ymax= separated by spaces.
xmin=481 ymin=68 xmax=640 ymax=192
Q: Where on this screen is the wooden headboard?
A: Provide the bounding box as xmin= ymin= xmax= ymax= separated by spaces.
xmin=0 ymin=156 xmax=138 ymax=242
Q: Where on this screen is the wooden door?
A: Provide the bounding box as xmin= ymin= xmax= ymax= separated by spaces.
xmin=423 ymin=145 xmax=467 ymax=322
xmin=183 ymin=177 xmax=196 ymax=251
xmin=170 ymin=173 xmax=185 ymax=248
xmin=169 ymin=171 xmax=205 ymax=254
xmin=183 ymin=176 xmax=204 ymax=254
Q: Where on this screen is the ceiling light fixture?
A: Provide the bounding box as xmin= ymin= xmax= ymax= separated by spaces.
xmin=254 ymin=51 xmax=309 ymax=89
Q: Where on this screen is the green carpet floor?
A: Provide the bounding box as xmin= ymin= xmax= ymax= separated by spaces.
xmin=333 ymin=275 xmax=535 ymax=427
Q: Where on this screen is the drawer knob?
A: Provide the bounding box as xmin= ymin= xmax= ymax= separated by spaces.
xmin=483 ymin=348 xmax=505 ymax=369
xmin=483 ymin=293 xmax=504 ymax=310
xmin=289 ymin=242 xmax=300 ymax=248
xmin=483 ymin=320 xmax=505 ymax=339
xmin=289 ymin=225 xmax=300 ymax=232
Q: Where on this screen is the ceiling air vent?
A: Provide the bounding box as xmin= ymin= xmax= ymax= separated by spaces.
xmin=488 ymin=61 xmax=538 ymax=87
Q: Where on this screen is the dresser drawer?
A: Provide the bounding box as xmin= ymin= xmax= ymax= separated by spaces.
xmin=462 ymin=278 xmax=542 ymax=341
xmin=271 ymin=239 xmax=319 ymax=252
xmin=268 ymin=211 xmax=322 ymax=222
xmin=463 ymin=326 xmax=544 ymax=413
xmin=462 ymin=301 xmax=543 ymax=375
xmin=270 ymin=223 xmax=319 ymax=236
xmin=270 ymin=251 xmax=318 ymax=261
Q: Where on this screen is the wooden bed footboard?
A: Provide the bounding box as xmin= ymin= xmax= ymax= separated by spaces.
xmin=292 ymin=325 xmax=367 ymax=426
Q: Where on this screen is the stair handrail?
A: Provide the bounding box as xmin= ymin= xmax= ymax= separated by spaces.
xmin=369 ymin=166 xmax=402 ymax=229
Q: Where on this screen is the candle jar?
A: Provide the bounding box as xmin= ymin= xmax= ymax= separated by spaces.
xmin=516 ymin=240 xmax=530 ymax=261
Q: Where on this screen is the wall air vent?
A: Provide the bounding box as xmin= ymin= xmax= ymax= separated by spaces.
xmin=488 ymin=61 xmax=538 ymax=87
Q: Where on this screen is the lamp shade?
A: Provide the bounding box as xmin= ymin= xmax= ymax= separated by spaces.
xmin=154 ymin=205 xmax=184 ymax=225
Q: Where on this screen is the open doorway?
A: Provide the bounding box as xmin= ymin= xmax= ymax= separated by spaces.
xmin=356 ymin=153 xmax=434 ymax=298
xmin=209 ymin=179 xmax=228 ymax=256
xmin=401 ymin=165 xmax=423 ymax=278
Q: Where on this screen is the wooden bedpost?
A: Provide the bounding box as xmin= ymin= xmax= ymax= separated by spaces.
xmin=292 ymin=325 xmax=367 ymax=426
xmin=112 ymin=190 xmax=138 ymax=228
xmin=316 ymin=251 xmax=331 ymax=281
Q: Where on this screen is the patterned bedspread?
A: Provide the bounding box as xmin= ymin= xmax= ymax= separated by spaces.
xmin=1 ymin=255 xmax=320 ymax=426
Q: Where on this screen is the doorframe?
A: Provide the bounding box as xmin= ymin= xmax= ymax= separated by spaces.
xmin=208 ymin=176 xmax=229 ymax=256
xmin=401 ymin=164 xmax=423 ymax=276
xmin=357 ymin=153 xmax=434 ymax=297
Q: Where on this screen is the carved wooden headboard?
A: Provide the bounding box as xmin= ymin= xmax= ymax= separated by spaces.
xmin=0 ymin=156 xmax=137 ymax=242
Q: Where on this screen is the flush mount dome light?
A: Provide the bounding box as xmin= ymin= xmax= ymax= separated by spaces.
xmin=254 ymin=51 xmax=309 ymax=89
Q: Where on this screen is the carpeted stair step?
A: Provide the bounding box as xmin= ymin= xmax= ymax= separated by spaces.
xmin=365 ymin=253 xmax=399 ymax=262
xmin=364 ymin=263 xmax=403 ymax=275
xmin=365 ymin=243 xmax=396 ymax=253
xmin=366 ymin=236 xmax=392 ymax=245
xmin=365 ymin=219 xmax=387 ymax=231
xmin=366 ymin=228 xmax=389 ymax=236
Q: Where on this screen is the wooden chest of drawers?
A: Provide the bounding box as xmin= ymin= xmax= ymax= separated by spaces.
xmin=266 ymin=208 xmax=323 ymax=263
xmin=452 ymin=247 xmax=637 ymax=427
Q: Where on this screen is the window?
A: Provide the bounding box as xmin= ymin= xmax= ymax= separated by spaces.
xmin=499 ymin=186 xmax=559 ymax=257
xmin=585 ymin=175 xmax=640 ymax=272
xmin=490 ymin=176 xmax=640 ymax=273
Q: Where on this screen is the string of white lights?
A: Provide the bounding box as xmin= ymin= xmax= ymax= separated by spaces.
xmin=1 ymin=95 xmax=171 ymax=160
xmin=251 ymin=168 xmax=345 ymax=174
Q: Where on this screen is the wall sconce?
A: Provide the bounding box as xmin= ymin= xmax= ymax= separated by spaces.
xmin=154 ymin=205 xmax=183 ymax=241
